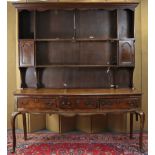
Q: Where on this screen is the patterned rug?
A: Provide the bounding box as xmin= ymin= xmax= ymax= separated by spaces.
xmin=7 ymin=130 xmax=148 ymax=155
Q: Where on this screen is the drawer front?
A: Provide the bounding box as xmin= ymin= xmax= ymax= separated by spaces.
xmin=75 ymin=98 xmax=98 ymax=109
xmin=99 ymin=98 xmax=140 ymax=110
xmin=59 ymin=98 xmax=75 ymax=109
xmin=59 ymin=97 xmax=98 ymax=110
xmin=17 ymin=98 xmax=57 ymax=111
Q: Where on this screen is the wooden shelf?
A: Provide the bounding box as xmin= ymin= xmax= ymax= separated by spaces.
xmin=35 ymin=38 xmax=74 ymax=42
xmin=119 ymin=38 xmax=135 ymax=41
xmin=19 ymin=65 xmax=135 ymax=68
xmin=76 ymin=38 xmax=118 ymax=42
xmin=35 ymin=38 xmax=119 ymax=42
xmin=19 ymin=38 xmax=135 ymax=42
xmin=35 ymin=65 xmax=117 ymax=68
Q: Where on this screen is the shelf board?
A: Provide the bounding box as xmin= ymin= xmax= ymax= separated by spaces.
xmin=19 ymin=39 xmax=34 ymax=41
xmin=119 ymin=38 xmax=135 ymax=41
xmin=76 ymin=38 xmax=118 ymax=42
xmin=35 ymin=65 xmax=117 ymax=68
xmin=19 ymin=38 xmax=135 ymax=42
xmin=35 ymin=38 xmax=74 ymax=42
xmin=35 ymin=38 xmax=119 ymax=42
xmin=19 ymin=65 xmax=134 ymax=68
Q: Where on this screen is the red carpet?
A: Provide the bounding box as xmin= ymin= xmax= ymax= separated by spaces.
xmin=7 ymin=131 xmax=147 ymax=155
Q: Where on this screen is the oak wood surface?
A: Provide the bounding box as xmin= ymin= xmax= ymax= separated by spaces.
xmin=13 ymin=2 xmax=138 ymax=10
xmin=14 ymin=88 xmax=141 ymax=96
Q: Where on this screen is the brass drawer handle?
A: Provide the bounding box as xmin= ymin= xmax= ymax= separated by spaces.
xmin=61 ymin=101 xmax=71 ymax=106
xmin=47 ymin=102 xmax=53 ymax=106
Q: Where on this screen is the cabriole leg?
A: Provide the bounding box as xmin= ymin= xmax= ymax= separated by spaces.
xmin=136 ymin=111 xmax=145 ymax=151
xmin=11 ymin=112 xmax=21 ymax=153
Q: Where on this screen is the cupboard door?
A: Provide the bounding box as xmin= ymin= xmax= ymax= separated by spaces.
xmin=19 ymin=40 xmax=34 ymax=67
xmin=119 ymin=40 xmax=134 ymax=66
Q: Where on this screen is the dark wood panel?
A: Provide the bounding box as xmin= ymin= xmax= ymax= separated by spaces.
xmin=36 ymin=10 xmax=74 ymax=39
xmin=22 ymin=68 xmax=116 ymax=89
xmin=17 ymin=97 xmax=58 ymax=111
xmin=76 ymin=10 xmax=117 ymax=39
xmin=36 ymin=41 xmax=117 ymax=66
xmin=42 ymin=68 xmax=64 ymax=88
xmin=19 ymin=40 xmax=34 ymax=67
xmin=17 ymin=95 xmax=140 ymax=111
xmin=21 ymin=67 xmax=134 ymax=89
xmin=19 ymin=10 xmax=34 ymax=39
xmin=36 ymin=42 xmax=79 ymax=65
xmin=115 ymin=68 xmax=133 ymax=88
xmin=59 ymin=97 xmax=98 ymax=110
xmin=73 ymin=97 xmax=98 ymax=109
xmin=13 ymin=2 xmax=138 ymax=10
xmin=119 ymin=40 xmax=134 ymax=66
xmin=118 ymin=9 xmax=134 ymax=38
xmin=79 ymin=42 xmax=117 ymax=65
xmin=100 ymin=97 xmax=140 ymax=110
xmin=65 ymin=68 xmax=113 ymax=88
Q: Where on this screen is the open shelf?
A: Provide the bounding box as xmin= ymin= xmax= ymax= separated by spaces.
xmin=118 ymin=9 xmax=134 ymax=38
xmin=20 ymin=67 xmax=133 ymax=89
xmin=36 ymin=42 xmax=79 ymax=65
xmin=18 ymin=9 xmax=134 ymax=40
xmin=36 ymin=41 xmax=118 ymax=66
xmin=76 ymin=10 xmax=117 ymax=39
xmin=36 ymin=10 xmax=74 ymax=39
xmin=19 ymin=10 xmax=34 ymax=39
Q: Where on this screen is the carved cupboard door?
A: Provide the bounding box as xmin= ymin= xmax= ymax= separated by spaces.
xmin=19 ymin=40 xmax=34 ymax=67
xmin=118 ymin=40 xmax=134 ymax=66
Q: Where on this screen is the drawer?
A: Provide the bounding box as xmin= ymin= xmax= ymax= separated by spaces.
xmin=17 ymin=98 xmax=57 ymax=111
xmin=59 ymin=97 xmax=98 ymax=109
xmin=99 ymin=98 xmax=140 ymax=110
xmin=59 ymin=98 xmax=75 ymax=109
xmin=75 ymin=98 xmax=98 ymax=109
